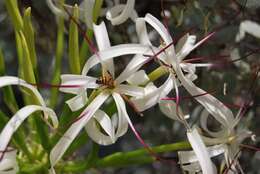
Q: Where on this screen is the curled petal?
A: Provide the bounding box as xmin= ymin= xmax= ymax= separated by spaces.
xmin=0 ymin=105 xmax=58 ymax=152
xmin=159 ymin=100 xmax=188 ymax=121
xmin=93 ymin=22 xmax=115 ymax=77
xmin=106 ymin=0 xmax=136 ymax=25
xmin=85 ymin=110 xmax=116 ymax=145
xmin=131 ymin=75 xmax=173 ymax=111
xmin=65 ymin=90 xmax=87 ymax=111
xmin=0 ymin=149 xmax=18 ymax=174
xmin=175 ymin=63 xmax=235 ymax=130
xmin=50 ymin=92 xmax=109 ymax=171
xmin=200 ymin=109 xmax=229 ymax=138
xmin=135 ymin=13 xmax=176 ymax=65
xmin=112 ymin=93 xmax=129 ymax=137
xmin=82 ymin=44 xmax=154 ymax=75
xmin=187 ymin=128 xmax=217 ymax=174
xmin=0 ymin=76 xmax=45 ymax=106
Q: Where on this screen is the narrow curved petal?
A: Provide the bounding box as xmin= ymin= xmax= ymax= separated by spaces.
xmin=131 ymin=75 xmax=173 ymax=111
xmin=60 ymin=74 xmax=99 ymax=94
xmin=49 ymin=92 xmax=109 ymax=171
xmin=65 ymin=90 xmax=87 ymax=111
xmin=112 ymin=93 xmax=129 ymax=137
xmin=82 ymin=44 xmax=153 ymax=75
xmin=200 ymin=109 xmax=229 ymax=138
xmin=0 ymin=149 xmax=18 ymax=174
xmin=187 ymin=128 xmax=217 ymax=174
xmin=0 ymin=105 xmax=58 ymax=151
xmin=175 ymin=64 xmax=234 ymax=129
xmin=159 ymin=100 xmax=187 ymax=121
xmin=106 ymin=0 xmax=136 ymax=25
xmin=176 ymin=34 xmax=196 ymax=61
xmin=115 ymin=84 xmax=144 ymax=97
xmin=85 ymin=110 xmax=116 ymax=145
xmin=135 ymin=13 xmax=176 ymax=65
xmin=93 ymin=22 xmax=115 ymax=77
xmin=115 ymin=54 xmax=149 ymax=84
xmin=0 ymin=76 xmax=46 ymax=106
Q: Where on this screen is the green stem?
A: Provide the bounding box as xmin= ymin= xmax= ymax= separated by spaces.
xmin=63 ymin=141 xmax=190 ymax=172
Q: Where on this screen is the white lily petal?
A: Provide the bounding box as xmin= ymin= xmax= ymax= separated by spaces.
xmin=200 ymin=109 xmax=229 ymax=138
xmin=180 ymin=63 xmax=196 ymax=74
xmin=82 ymin=44 xmax=153 ymax=75
xmin=93 ymin=22 xmax=115 ymax=77
xmin=179 ymin=144 xmax=227 ymax=164
xmin=60 ymin=74 xmax=99 ymax=94
xmin=46 ymin=0 xmax=68 ymax=19
xmin=126 ymin=70 xmax=149 ymax=85
xmin=49 ymin=92 xmax=109 ymax=171
xmin=131 ymin=75 xmax=173 ymax=111
xmin=136 ymin=13 xmax=176 ymax=65
xmin=187 ymin=128 xmax=217 ymax=174
xmin=115 ymin=54 xmax=149 ymax=84
xmin=0 ymin=76 xmax=45 ymax=106
xmin=0 ymin=149 xmax=18 ymax=174
xmin=82 ymin=0 xmax=95 ymax=29
xmin=175 ymin=64 xmax=234 ymax=129
xmin=112 ymin=93 xmax=129 ymax=137
xmin=176 ymin=34 xmax=196 ymax=61
xmin=106 ymin=0 xmax=136 ymax=25
xmin=0 ymin=105 xmax=58 ymax=152
xmin=85 ymin=110 xmax=116 ymax=145
xmin=115 ymin=84 xmax=144 ymax=97
xmin=159 ymin=100 xmax=185 ymax=121
xmin=236 ymin=20 xmax=260 ymax=42
xmin=65 ymin=90 xmax=87 ymax=111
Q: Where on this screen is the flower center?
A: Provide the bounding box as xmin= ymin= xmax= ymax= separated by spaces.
xmin=96 ymin=71 xmax=115 ymax=89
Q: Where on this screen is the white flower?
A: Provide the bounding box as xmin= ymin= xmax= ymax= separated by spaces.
xmin=0 ymin=76 xmax=58 ymax=173
xmin=200 ymin=108 xmax=254 ymax=173
xmin=49 ymin=22 xmax=155 ymax=173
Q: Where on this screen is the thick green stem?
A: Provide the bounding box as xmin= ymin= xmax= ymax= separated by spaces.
xmin=62 ymin=141 xmax=190 ymax=172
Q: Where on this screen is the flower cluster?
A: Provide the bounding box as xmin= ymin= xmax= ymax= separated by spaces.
xmin=0 ymin=0 xmax=259 ymax=174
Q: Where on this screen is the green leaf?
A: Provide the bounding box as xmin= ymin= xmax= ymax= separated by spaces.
xmin=68 ymin=5 xmax=81 ymax=74
xmin=23 ymin=7 xmax=38 ymax=79
xmin=50 ymin=0 xmax=65 ymax=108
xmin=4 ymin=0 xmax=23 ymax=31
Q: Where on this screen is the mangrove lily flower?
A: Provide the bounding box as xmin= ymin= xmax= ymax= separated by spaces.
xmin=49 ymin=22 xmax=159 ymax=173
xmin=46 ymin=0 xmax=137 ymax=28
xmin=200 ymin=107 xmax=254 ymax=173
xmin=0 ymin=76 xmax=58 ymax=173
xmin=120 ymin=13 xmax=213 ymax=113
xmin=0 ymin=148 xmax=18 ymax=174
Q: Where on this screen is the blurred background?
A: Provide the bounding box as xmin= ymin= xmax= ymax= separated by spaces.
xmin=0 ymin=0 xmax=259 ymax=173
